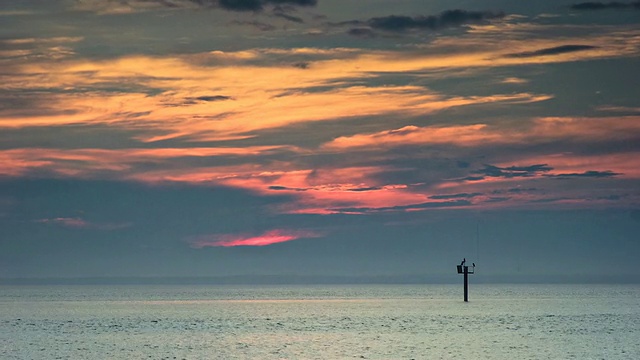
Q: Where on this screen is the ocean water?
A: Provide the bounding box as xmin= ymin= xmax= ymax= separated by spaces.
xmin=1 ymin=284 xmax=638 ymax=359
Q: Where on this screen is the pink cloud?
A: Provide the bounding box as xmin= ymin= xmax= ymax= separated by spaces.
xmin=35 ymin=217 xmax=89 ymax=228
xmin=189 ymin=229 xmax=323 ymax=248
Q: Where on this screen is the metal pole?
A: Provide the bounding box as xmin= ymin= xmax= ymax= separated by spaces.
xmin=463 ymin=266 xmax=468 ymax=302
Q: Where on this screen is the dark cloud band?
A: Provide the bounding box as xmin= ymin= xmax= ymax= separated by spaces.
xmin=504 ymin=45 xmax=597 ymax=58
xmin=570 ymin=1 xmax=640 ymax=10
xmin=218 ymin=0 xmax=317 ymax=11
xmin=365 ymin=9 xmax=505 ymax=32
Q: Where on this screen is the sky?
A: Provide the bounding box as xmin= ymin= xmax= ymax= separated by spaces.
xmin=1 ymin=0 xmax=639 ymax=283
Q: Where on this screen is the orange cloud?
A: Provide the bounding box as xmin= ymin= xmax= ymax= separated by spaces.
xmin=0 ymin=146 xmax=291 ymax=177
xmin=323 ymin=116 xmax=640 ymax=150
xmin=324 ymin=124 xmax=498 ymax=150
xmin=530 ymin=116 xmax=640 ymax=141
xmin=8 ymin=23 xmax=633 ymax=143
xmin=2 ymin=44 xmax=558 ymax=142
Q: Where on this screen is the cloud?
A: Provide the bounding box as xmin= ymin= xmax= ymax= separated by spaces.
xmin=189 ymin=229 xmax=322 ymax=247
xmin=547 ymin=170 xmax=622 ymax=178
xmin=72 ymin=0 xmax=187 ymax=14
xmin=268 ymin=184 xmax=383 ymax=192
xmin=177 ymin=95 xmax=233 ymax=106
xmin=364 ymin=10 xmax=505 ymax=33
xmin=0 ymin=36 xmax=82 ymax=62
xmin=0 ymin=146 xmax=291 ymax=178
xmin=36 ymin=217 xmax=89 ymax=228
xmin=71 ymin=0 xmax=317 ymax=13
xmin=467 ymin=164 xmax=553 ymax=181
xmin=501 ymin=77 xmax=529 ymax=84
xmin=193 ymin=95 xmax=233 ymax=102
xmin=596 ymin=106 xmax=640 ymax=114
xmin=217 ymin=0 xmax=262 ymax=11
xmin=323 ymin=116 xmax=640 ymax=153
xmin=570 ymin=1 xmax=640 ymax=10
xmin=496 ymin=153 xmax=640 ymax=181
xmin=485 ymin=197 xmax=510 ymax=203
xmin=331 ymin=199 xmax=473 ymax=214
xmin=503 ymin=45 xmax=597 ymax=58
xmin=429 ymin=192 xmax=483 ymax=200
xmin=206 ymin=0 xmax=319 ymax=12
xmin=35 ymin=217 xmax=131 ymax=230
xmin=504 ymin=187 xmax=538 ymax=194
xmin=347 ymin=28 xmax=377 ymax=38
xmin=231 ymin=20 xmax=277 ymax=31
xmin=4 ymin=32 xmax=634 ymax=138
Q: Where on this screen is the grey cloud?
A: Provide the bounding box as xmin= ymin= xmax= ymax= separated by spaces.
xmin=507 ymin=187 xmax=537 ymax=193
xmin=168 ymin=95 xmax=233 ymax=106
xmin=461 ymin=175 xmax=486 ymax=181
xmin=598 ymin=194 xmax=622 ymax=200
xmin=292 ymin=62 xmax=309 ymax=69
xmin=346 ymin=187 xmax=382 ymax=192
xmin=217 ymin=0 xmax=316 ymax=11
xmin=273 ymin=12 xmax=304 ymax=23
xmin=364 ymin=9 xmax=505 ymax=33
xmin=231 ymin=20 xmax=277 ymax=31
xmin=570 ymin=1 xmax=640 ymax=10
xmin=268 ymin=185 xmax=306 ymax=191
xmin=547 ymin=170 xmax=622 ymax=178
xmin=347 ymin=28 xmax=377 ymax=38
xmin=467 ymin=164 xmax=552 ymax=181
xmin=504 ymin=45 xmax=597 ymax=58
xmin=490 ymin=187 xmax=536 ymax=195
xmin=429 ymin=192 xmax=482 ymax=200
xmin=194 ymin=95 xmax=233 ymax=102
xmin=268 ymin=185 xmax=382 ymax=192
xmin=485 ymin=197 xmax=510 ymax=203
xmin=269 ymin=0 xmax=316 ymax=5
xmin=217 ymin=0 xmax=262 ymax=11
xmin=75 ymin=0 xmax=316 ymax=13
xmin=529 ymin=197 xmax=572 ymax=203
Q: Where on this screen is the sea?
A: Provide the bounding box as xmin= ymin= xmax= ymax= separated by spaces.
xmin=1 ymin=284 xmax=638 ymax=359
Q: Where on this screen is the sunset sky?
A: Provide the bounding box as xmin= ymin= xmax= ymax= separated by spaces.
xmin=1 ymin=0 xmax=639 ymax=282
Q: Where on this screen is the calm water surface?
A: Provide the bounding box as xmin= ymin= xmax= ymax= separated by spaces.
xmin=1 ymin=284 xmax=638 ymax=359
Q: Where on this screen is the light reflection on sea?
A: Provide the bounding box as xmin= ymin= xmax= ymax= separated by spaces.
xmin=1 ymin=284 xmax=638 ymax=359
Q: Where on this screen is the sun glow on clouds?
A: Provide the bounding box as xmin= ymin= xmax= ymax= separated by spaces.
xmin=189 ymin=229 xmax=323 ymax=248
xmin=2 ymin=8 xmax=640 ymax=216
xmin=4 ymin=23 xmax=631 ymax=141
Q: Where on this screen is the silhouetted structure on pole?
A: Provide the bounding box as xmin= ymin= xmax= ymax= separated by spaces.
xmin=456 ymin=259 xmax=475 ymax=302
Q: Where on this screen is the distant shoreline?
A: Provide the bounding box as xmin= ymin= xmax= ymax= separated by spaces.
xmin=1 ymin=274 xmax=638 ymax=285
